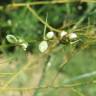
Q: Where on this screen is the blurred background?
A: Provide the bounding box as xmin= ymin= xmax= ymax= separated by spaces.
xmin=0 ymin=0 xmax=96 ymax=96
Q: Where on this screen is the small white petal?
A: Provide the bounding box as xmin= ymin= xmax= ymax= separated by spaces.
xmin=6 ymin=34 xmax=17 ymax=43
xmin=21 ymin=42 xmax=28 ymax=51
xmin=60 ymin=31 xmax=67 ymax=38
xmin=46 ymin=31 xmax=55 ymax=39
xmin=39 ymin=41 xmax=48 ymax=53
xmin=69 ymin=33 xmax=77 ymax=40
xmin=18 ymin=38 xmax=28 ymax=50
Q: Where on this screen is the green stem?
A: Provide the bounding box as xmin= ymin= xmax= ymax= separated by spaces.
xmin=27 ymin=5 xmax=62 ymax=32
xmin=33 ymin=55 xmax=51 ymax=96
xmin=66 ymin=3 xmax=71 ymax=14
xmin=70 ymin=6 xmax=94 ymax=32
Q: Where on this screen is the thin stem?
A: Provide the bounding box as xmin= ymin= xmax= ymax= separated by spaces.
xmin=27 ymin=5 xmax=62 ymax=33
xmin=70 ymin=6 xmax=94 ymax=32
xmin=43 ymin=13 xmax=48 ymax=40
xmin=66 ymin=3 xmax=71 ymax=14
xmin=7 ymin=0 xmax=96 ymax=7
xmin=1 ymin=58 xmax=34 ymax=92
xmin=33 ymin=55 xmax=51 ymax=96
xmin=0 ymin=80 xmax=96 ymax=92
xmin=49 ymin=43 xmax=89 ymax=87
xmin=72 ymin=88 xmax=85 ymax=96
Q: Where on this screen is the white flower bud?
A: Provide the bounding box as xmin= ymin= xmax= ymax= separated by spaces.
xmin=69 ymin=33 xmax=77 ymax=40
xmin=39 ymin=41 xmax=48 ymax=53
xmin=6 ymin=34 xmax=17 ymax=44
xmin=60 ymin=31 xmax=67 ymax=38
xmin=46 ymin=31 xmax=55 ymax=39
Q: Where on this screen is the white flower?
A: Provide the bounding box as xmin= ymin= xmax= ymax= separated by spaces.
xmin=60 ymin=31 xmax=67 ymax=38
xmin=46 ymin=31 xmax=55 ymax=39
xmin=69 ymin=33 xmax=77 ymax=40
xmin=6 ymin=34 xmax=17 ymax=43
xmin=39 ymin=41 xmax=48 ymax=53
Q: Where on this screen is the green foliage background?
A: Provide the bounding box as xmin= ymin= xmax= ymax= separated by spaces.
xmin=0 ymin=0 xmax=96 ymax=96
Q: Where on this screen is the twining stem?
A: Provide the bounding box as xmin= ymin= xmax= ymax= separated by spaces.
xmin=27 ymin=5 xmax=62 ymax=33
xmin=6 ymin=0 xmax=96 ymax=7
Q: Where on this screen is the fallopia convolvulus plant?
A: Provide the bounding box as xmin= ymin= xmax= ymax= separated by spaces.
xmin=0 ymin=1 xmax=96 ymax=96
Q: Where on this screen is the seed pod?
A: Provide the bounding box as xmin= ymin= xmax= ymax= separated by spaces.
xmin=46 ymin=31 xmax=55 ymax=39
xmin=60 ymin=31 xmax=67 ymax=39
xmin=68 ymin=33 xmax=77 ymax=40
xmin=39 ymin=40 xmax=48 ymax=53
xmin=59 ymin=31 xmax=69 ymax=44
xmin=6 ymin=34 xmax=17 ymax=44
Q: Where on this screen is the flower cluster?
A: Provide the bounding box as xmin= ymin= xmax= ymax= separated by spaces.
xmin=6 ymin=31 xmax=78 ymax=53
xmin=39 ymin=31 xmax=54 ymax=53
xmin=6 ymin=34 xmax=28 ymax=51
xmin=39 ymin=31 xmax=78 ymax=53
